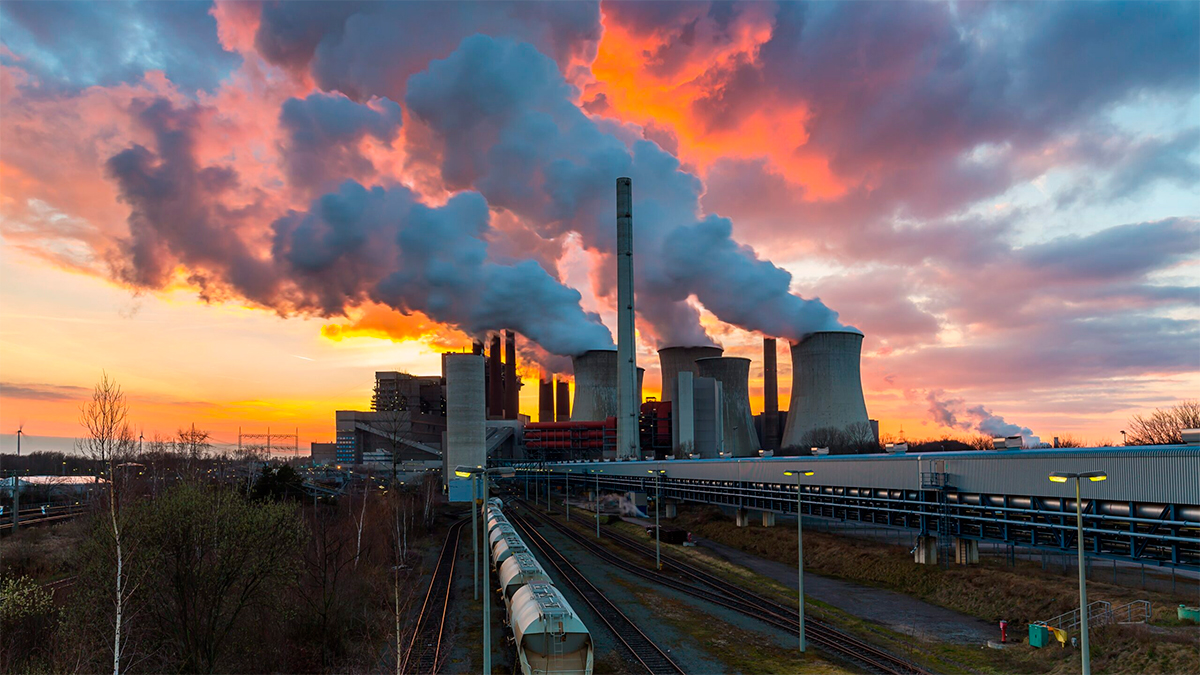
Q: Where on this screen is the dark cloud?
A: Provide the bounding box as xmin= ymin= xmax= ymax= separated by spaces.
xmin=405 ymin=35 xmax=846 ymax=346
xmin=0 ymin=382 xmax=90 ymax=402
xmin=0 ymin=0 xmax=241 ymax=92
xmin=255 ymin=1 xmax=601 ymax=101
xmin=1020 ymin=218 xmax=1200 ymax=283
xmin=278 ymin=92 xmax=403 ymax=193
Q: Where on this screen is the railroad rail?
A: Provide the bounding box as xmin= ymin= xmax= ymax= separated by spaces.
xmin=0 ymin=504 xmax=88 ymax=535
xmin=517 ymin=502 xmax=929 ymax=675
xmin=401 ymin=518 xmax=467 ymax=675
xmin=508 ymin=509 xmax=685 ymax=675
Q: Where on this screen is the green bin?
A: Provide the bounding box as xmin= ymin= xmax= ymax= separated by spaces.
xmin=1180 ymin=605 xmax=1200 ymax=623
xmin=1028 ymin=623 xmax=1050 ymax=648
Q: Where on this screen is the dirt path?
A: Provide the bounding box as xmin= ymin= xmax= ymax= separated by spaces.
xmin=693 ymin=533 xmax=997 ymax=645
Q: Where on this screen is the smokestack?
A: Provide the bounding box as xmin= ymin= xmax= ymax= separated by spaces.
xmin=571 ymin=349 xmax=618 ymax=422
xmin=504 ymin=329 xmax=519 ymax=419
xmin=488 ymin=334 xmax=502 ymax=418
xmin=444 ymin=353 xmax=485 ymax=488
xmin=472 ymin=339 xmax=483 ymax=355
xmin=616 ymin=177 xmax=639 ymax=460
xmin=696 ymin=357 xmax=760 ymax=457
xmin=539 ymin=378 xmax=554 ymax=423
xmin=555 ymin=380 xmax=570 ymax=422
xmin=780 ymin=331 xmax=870 ymax=453
xmin=763 ymin=337 xmax=779 ymax=450
xmin=658 ymin=346 xmax=723 ymax=402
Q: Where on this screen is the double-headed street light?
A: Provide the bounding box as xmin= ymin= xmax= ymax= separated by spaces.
xmin=784 ymin=469 xmax=815 ymax=652
xmin=455 ymin=465 xmax=514 ymax=675
xmin=1049 ymin=470 xmax=1107 ymax=675
xmin=648 ymin=469 xmax=666 ymax=570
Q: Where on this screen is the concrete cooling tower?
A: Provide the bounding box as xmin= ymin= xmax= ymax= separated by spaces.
xmin=657 ymin=346 xmax=723 ymax=402
xmin=780 ymin=331 xmax=870 ymax=452
xmin=695 ymin=357 xmax=760 ymax=457
xmin=571 ymin=349 xmax=618 ymax=421
xmin=444 ymin=353 xmax=485 ymax=486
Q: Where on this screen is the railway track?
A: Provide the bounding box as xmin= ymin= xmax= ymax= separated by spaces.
xmin=508 ymin=510 xmax=686 ymax=675
xmin=0 ymin=505 xmax=88 ymax=536
xmin=517 ymin=502 xmax=930 ymax=675
xmin=400 ymin=518 xmax=467 ymax=675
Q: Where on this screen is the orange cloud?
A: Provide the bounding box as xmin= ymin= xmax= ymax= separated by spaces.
xmin=320 ymin=303 xmax=469 ymax=351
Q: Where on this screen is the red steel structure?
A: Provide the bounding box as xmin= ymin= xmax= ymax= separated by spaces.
xmin=524 ymin=417 xmax=616 ymax=461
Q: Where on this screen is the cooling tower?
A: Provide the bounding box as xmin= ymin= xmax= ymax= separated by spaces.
xmin=763 ymin=337 xmax=779 ymax=450
xmin=696 ymin=357 xmax=760 ymax=457
xmin=657 ymin=346 xmax=723 ymax=402
xmin=616 ymin=178 xmax=639 ymax=460
xmin=445 ymin=353 xmax=485 ymax=487
xmin=779 ymin=331 xmax=870 ymax=452
xmin=555 ymin=380 xmax=570 ymax=422
xmin=571 ymin=349 xmax=618 ymax=422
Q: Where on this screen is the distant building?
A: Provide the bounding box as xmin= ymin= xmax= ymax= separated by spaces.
xmin=310 ymin=442 xmax=337 ymax=465
xmin=335 ymin=409 xmax=444 ymax=465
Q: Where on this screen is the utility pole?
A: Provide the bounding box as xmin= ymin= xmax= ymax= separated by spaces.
xmin=12 ymin=428 xmax=21 ymax=532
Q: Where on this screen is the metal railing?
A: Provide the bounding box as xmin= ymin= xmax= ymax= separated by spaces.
xmin=1045 ymin=600 xmax=1112 ymax=631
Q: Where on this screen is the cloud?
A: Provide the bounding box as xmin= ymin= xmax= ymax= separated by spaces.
xmin=0 ymin=382 xmax=90 ymax=402
xmin=0 ymin=0 xmax=241 ymax=93
xmin=278 ymin=91 xmax=403 ymax=193
xmin=925 ymin=389 xmax=1041 ymax=445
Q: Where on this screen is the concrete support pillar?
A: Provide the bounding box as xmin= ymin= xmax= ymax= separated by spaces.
xmin=664 ymin=501 xmax=678 ymax=518
xmin=735 ymin=508 xmax=750 ymax=527
xmin=762 ymin=511 xmax=776 ymax=527
xmin=914 ymin=535 xmax=938 ymax=565
xmin=954 ymin=537 xmax=979 ymax=565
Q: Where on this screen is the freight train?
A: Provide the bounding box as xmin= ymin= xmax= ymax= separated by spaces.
xmin=484 ymin=498 xmax=594 ymax=675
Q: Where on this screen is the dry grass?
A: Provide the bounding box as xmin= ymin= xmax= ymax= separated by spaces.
xmin=0 ymin=519 xmax=86 ymax=581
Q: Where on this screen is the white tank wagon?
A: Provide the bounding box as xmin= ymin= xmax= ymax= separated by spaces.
xmin=498 ymin=550 xmax=552 ymax=613
xmin=780 ymin=330 xmax=871 ymax=452
xmin=511 ymin=582 xmax=594 ymax=675
xmin=490 ymin=521 xmax=518 ymax=550
xmin=492 ymin=531 xmax=531 ymax=568
xmin=695 ymin=356 xmax=760 ymax=457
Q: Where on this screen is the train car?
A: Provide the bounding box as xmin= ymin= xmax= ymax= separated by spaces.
xmin=492 ymin=531 xmax=530 ymax=568
xmin=498 ymin=550 xmax=552 ymax=614
xmin=511 ymin=582 xmax=593 ymax=675
xmin=489 ymin=522 xmax=518 ymax=549
xmin=488 ymin=497 xmax=504 ymax=509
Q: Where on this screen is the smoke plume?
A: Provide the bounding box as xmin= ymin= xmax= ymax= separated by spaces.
xmin=926 ymin=390 xmax=1042 ymax=446
xmin=405 ymin=35 xmax=849 ymax=347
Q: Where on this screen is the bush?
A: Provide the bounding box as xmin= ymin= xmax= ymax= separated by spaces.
xmin=0 ymin=575 xmax=59 ymax=672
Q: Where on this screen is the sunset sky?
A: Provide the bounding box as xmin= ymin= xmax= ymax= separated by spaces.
xmin=1 ymin=1 xmax=1197 ymax=453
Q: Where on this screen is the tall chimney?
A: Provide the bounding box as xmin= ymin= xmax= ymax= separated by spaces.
xmin=616 ymin=177 xmax=639 ymax=459
xmin=555 ymin=380 xmax=570 ymax=422
xmin=472 ymin=339 xmax=483 ymax=355
xmin=504 ymin=330 xmax=519 ymax=419
xmin=539 ymin=378 xmax=554 ymax=423
xmin=763 ymin=337 xmax=779 ymax=450
xmin=488 ymin=333 xmax=502 ymax=418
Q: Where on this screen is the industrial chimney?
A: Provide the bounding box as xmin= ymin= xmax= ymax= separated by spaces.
xmin=696 ymin=357 xmax=760 ymax=457
xmin=504 ymin=329 xmax=519 ymax=419
xmin=658 ymin=346 xmax=723 ymax=402
xmin=571 ymin=349 xmax=618 ymax=422
xmin=488 ymin=334 xmax=502 ymax=418
xmin=616 ymin=178 xmax=639 ymax=460
xmin=444 ymin=353 xmax=485 ymax=487
xmin=763 ymin=337 xmax=779 ymax=450
xmin=779 ymin=331 xmax=871 ymax=453
xmin=555 ymin=380 xmax=570 ymax=422
xmin=539 ymin=378 xmax=554 ymax=423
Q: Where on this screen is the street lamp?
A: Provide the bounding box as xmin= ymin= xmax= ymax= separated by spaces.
xmin=784 ymin=469 xmax=815 ymax=652
xmin=456 ymin=465 xmax=515 ymax=675
xmin=565 ymin=468 xmax=571 ymax=522
xmin=591 ymin=469 xmax=603 ymax=538
xmin=1049 ymin=470 xmax=1107 ymax=675
xmin=1120 ymin=430 xmax=1126 ymax=446
xmin=648 ymin=469 xmax=666 ymax=570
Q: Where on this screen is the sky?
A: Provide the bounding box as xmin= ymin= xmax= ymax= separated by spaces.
xmin=1 ymin=0 xmax=1197 ymax=453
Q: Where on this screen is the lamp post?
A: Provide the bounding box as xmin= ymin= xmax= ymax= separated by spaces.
xmin=1049 ymin=470 xmax=1107 ymax=675
xmin=648 ymin=469 xmax=666 ymax=570
xmin=1120 ymin=430 xmax=1126 ymax=446
xmin=784 ymin=469 xmax=815 ymax=652
xmin=591 ymin=469 xmax=603 ymax=537
xmin=565 ymin=468 xmax=571 ymax=522
xmin=456 ymin=466 xmax=515 ymax=675
xmin=471 ymin=474 xmax=479 ymax=599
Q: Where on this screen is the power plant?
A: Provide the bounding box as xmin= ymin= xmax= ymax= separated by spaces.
xmin=696 ymin=356 xmax=760 ymax=457
xmin=657 ymin=346 xmax=723 ymax=402
xmin=779 ymin=330 xmax=872 ymax=451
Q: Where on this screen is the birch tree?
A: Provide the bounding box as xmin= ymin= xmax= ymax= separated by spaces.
xmin=77 ymin=372 xmax=138 ymax=675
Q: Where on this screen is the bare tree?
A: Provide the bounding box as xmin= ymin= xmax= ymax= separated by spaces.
xmin=1126 ymin=400 xmax=1200 ymax=445
xmin=172 ymin=423 xmax=211 ymax=479
xmin=77 ymin=372 xmax=138 ymax=675
xmin=966 ymin=434 xmax=995 ymax=451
